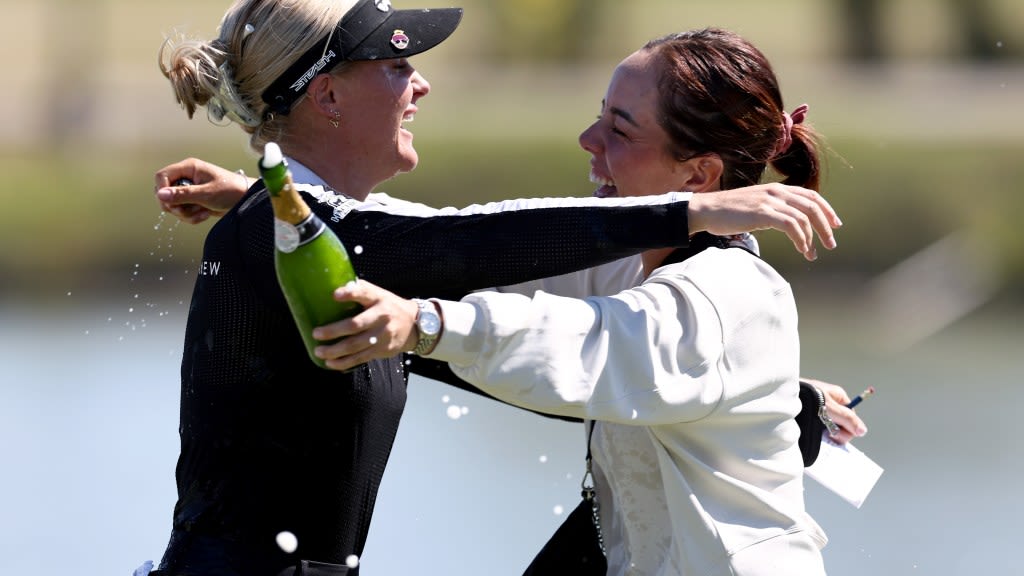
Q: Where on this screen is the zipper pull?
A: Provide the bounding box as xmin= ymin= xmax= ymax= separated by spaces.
xmin=814 ymin=386 xmax=841 ymax=437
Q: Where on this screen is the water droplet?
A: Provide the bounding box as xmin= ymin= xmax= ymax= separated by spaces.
xmin=354 ymin=245 xmax=364 ymax=255
xmin=345 ymin=555 xmax=360 ymax=569
xmin=461 ymin=406 xmax=470 ymax=416
xmin=441 ymin=395 xmax=450 ymax=403
xmin=276 ymin=531 xmax=298 ymax=554
xmin=553 ymin=505 xmax=564 ymax=516
xmin=538 ymin=455 xmax=548 ymax=463
xmin=369 ymin=336 xmax=378 ymax=345
xmin=67 ymin=291 xmax=72 ymax=296
xmin=446 ymin=405 xmax=462 ymax=420
xmin=996 ymin=41 xmax=1003 ymax=48
xmin=129 ymin=307 xmax=135 ymax=313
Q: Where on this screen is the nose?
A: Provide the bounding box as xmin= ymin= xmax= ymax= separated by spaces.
xmin=578 ymin=120 xmax=600 ymax=155
xmin=412 ymin=70 xmax=431 ymax=100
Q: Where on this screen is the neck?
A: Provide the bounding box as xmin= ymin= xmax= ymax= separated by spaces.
xmin=293 ymin=154 xmax=374 ymax=201
xmin=281 ymin=122 xmax=375 ymax=201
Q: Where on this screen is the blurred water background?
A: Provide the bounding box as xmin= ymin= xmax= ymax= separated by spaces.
xmin=2 ymin=0 xmax=1023 ymax=574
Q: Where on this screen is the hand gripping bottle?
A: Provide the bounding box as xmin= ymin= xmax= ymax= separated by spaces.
xmin=259 ymin=142 xmax=361 ymax=368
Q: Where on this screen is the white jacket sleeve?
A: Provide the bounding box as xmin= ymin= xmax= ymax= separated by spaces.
xmin=428 ymin=273 xmax=727 ymax=425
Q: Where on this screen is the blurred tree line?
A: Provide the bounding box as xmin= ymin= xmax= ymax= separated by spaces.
xmin=481 ymin=0 xmax=1019 ymax=63
xmin=838 ymin=0 xmax=1015 ymax=62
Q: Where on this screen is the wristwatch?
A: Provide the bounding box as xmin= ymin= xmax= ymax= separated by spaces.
xmin=412 ymin=298 xmax=442 ymax=355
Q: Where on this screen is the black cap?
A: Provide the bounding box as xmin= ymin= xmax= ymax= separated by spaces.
xmin=261 ymin=0 xmax=463 ymax=116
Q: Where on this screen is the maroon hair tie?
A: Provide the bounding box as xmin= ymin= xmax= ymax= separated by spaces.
xmin=773 ymin=103 xmax=809 ymax=158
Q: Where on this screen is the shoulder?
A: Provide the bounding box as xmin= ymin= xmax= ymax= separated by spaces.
xmin=653 ymin=247 xmax=784 ymax=287
xmin=646 ymin=248 xmax=792 ymax=317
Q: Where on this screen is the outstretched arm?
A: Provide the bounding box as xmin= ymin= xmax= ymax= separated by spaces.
xmin=313 ymin=283 xmax=867 ymax=442
xmin=152 ymin=157 xmax=840 ymax=260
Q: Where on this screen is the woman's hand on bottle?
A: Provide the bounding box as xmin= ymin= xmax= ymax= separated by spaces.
xmin=687 ymin=183 xmax=842 ymax=262
xmin=313 ymin=280 xmax=420 ymax=372
xmin=802 ymin=377 xmax=868 ymax=444
xmin=153 ymin=157 xmax=254 ymax=224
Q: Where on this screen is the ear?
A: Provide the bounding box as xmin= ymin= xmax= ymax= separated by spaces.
xmin=305 ymin=73 xmax=341 ymax=119
xmin=677 ymin=154 xmax=724 ymax=193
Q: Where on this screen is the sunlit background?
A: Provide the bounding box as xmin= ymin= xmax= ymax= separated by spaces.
xmin=1 ymin=0 xmax=1022 ymax=574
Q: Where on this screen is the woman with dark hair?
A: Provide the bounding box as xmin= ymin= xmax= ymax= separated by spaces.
xmin=316 ymin=28 xmax=842 ymax=575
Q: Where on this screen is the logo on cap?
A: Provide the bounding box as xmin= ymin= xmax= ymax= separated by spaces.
xmin=390 ymin=30 xmax=410 ymax=50
xmin=374 ymin=0 xmax=391 ymax=12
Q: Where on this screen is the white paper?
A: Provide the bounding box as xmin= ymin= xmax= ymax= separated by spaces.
xmin=805 ymin=434 xmax=883 ymax=508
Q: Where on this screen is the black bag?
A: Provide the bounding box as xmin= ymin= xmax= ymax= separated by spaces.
xmin=521 ymin=497 xmax=607 ymax=575
xmin=796 ymin=381 xmax=840 ymax=466
xmin=522 ymin=423 xmax=607 ymax=576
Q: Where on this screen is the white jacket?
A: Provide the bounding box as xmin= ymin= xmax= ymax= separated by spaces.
xmin=428 ymin=246 xmax=828 ymax=576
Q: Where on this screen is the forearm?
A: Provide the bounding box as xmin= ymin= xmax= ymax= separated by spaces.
xmin=313 ymin=192 xmax=692 ymax=300
xmin=426 ymin=277 xmax=731 ymax=424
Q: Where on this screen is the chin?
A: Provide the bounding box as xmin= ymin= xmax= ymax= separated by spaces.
xmin=397 ymin=151 xmax=418 ymax=173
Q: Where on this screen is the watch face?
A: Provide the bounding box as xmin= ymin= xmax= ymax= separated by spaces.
xmin=419 ymin=310 xmax=441 ymax=336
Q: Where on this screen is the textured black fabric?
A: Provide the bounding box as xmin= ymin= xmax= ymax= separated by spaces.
xmin=157 ymin=184 xmax=693 ymax=575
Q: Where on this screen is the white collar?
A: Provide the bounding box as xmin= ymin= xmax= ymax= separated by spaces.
xmin=282 ymin=156 xmax=328 ymax=188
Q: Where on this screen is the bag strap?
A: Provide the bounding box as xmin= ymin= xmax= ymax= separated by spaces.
xmin=582 ymin=420 xmax=596 ymax=497
xmin=581 ymin=420 xmax=606 ymax=555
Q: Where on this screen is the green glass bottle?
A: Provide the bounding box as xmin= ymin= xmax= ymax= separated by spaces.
xmin=259 ymin=142 xmax=361 ymax=368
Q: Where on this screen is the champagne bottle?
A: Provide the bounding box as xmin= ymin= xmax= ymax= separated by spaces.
xmin=259 ymin=142 xmax=361 ymax=368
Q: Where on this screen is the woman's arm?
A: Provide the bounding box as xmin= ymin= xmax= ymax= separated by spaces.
xmin=154 ymin=158 xmax=839 ymax=261
xmin=314 ymin=281 xmax=867 ymax=443
xmin=311 ymin=253 xmax=742 ymax=425
xmin=302 ymin=189 xmax=694 ymax=300
xmin=311 ymin=275 xmax=733 ymax=423
xmin=153 ymin=158 xmax=256 ymax=224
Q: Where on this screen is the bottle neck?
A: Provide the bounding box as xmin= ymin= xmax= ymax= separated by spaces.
xmin=268 ymin=176 xmax=311 ymax=226
xmin=292 ymin=213 xmax=326 ymax=246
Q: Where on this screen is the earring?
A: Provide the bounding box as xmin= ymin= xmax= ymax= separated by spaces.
xmin=329 ymin=110 xmax=340 ymax=129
